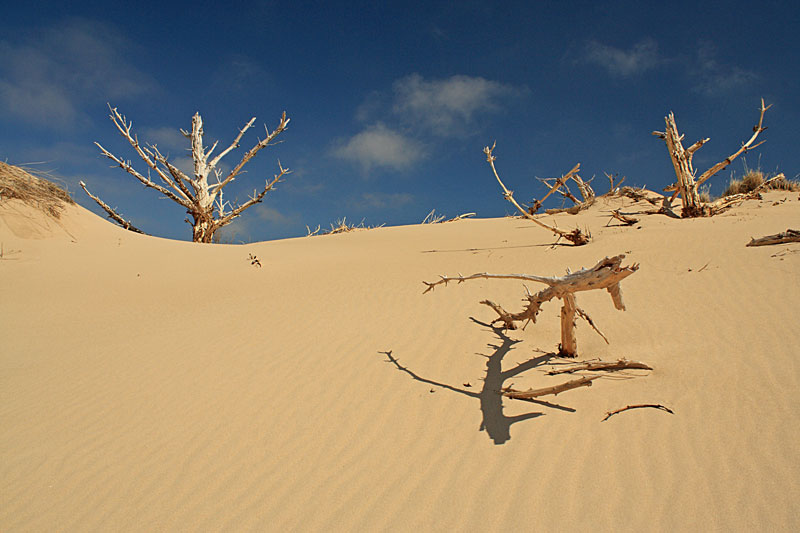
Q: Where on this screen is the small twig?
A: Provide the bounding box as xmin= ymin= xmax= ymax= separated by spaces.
xmin=602 ymin=404 xmax=674 ymax=421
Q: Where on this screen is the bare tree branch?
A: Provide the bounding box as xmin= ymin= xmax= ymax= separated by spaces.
xmin=93 ymin=105 xmax=290 ymax=243
xmin=79 ymin=181 xmax=145 ymax=234
xmin=696 ymin=99 xmax=771 ymax=186
xmin=484 ymin=143 xmax=589 ymax=245
xmin=502 ymin=376 xmax=598 ymax=399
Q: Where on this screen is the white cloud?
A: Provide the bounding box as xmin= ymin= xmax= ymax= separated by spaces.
xmin=584 ymin=39 xmax=659 ymax=77
xmin=392 ymin=74 xmax=514 ymax=136
xmin=0 ymin=17 xmax=158 ymax=127
xmin=332 ymin=123 xmax=425 ymax=172
xmin=692 ymin=42 xmax=758 ymax=96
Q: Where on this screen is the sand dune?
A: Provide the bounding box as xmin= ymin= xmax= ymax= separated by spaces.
xmin=2 ymin=176 xmax=799 ymax=530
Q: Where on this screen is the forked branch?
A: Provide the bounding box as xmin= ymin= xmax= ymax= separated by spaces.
xmin=484 ymin=143 xmax=589 ymax=245
xmin=424 ymin=255 xmax=639 ymax=356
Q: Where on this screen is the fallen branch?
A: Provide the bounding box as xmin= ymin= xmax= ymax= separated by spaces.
xmin=425 ymin=255 xmax=638 ymax=356
xmin=548 ymin=358 xmax=652 ymax=375
xmin=502 ymin=376 xmax=598 ymax=399
xmin=79 ymin=181 xmax=145 ymax=234
xmin=746 ymin=228 xmax=800 ymax=247
xmin=484 ymin=143 xmax=589 ymax=245
xmin=607 ymin=210 xmax=639 ymax=226
xmin=602 ymin=404 xmax=674 ymax=421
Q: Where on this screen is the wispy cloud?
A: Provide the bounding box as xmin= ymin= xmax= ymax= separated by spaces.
xmin=691 ymin=42 xmax=758 ymax=96
xmin=332 ymin=123 xmax=425 ymax=172
xmin=0 ymin=17 xmax=158 ymax=128
xmin=392 ymin=74 xmax=515 ymax=136
xmin=355 ymin=191 xmax=414 ymax=209
xmin=584 ymin=39 xmax=659 ymax=77
xmin=140 ymin=127 xmax=188 ymax=152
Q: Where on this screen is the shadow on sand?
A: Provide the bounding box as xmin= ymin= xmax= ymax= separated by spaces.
xmin=381 ymin=318 xmax=575 ymax=445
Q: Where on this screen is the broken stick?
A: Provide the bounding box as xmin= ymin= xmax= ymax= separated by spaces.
xmin=547 ymin=358 xmax=652 ymax=375
xmin=502 ymin=376 xmax=598 ymax=400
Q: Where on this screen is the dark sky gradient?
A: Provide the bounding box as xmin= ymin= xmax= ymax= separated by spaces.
xmin=2 ymin=1 xmax=798 ymax=241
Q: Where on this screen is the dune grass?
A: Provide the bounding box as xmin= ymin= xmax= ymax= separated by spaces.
xmin=0 ymin=162 xmax=74 ymax=218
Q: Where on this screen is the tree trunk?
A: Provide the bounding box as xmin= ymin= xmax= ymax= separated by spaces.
xmin=559 ymin=293 xmax=578 ymax=357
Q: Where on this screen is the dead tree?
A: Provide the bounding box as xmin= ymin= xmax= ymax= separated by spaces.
xmin=89 ymin=105 xmax=290 ymax=242
xmin=653 ymin=99 xmax=770 ymax=217
xmin=424 ymin=255 xmax=638 ymax=357
xmin=484 ymin=143 xmax=590 ymax=245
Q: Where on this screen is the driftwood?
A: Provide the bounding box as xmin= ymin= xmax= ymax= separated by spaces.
xmin=539 ymin=168 xmax=595 ymax=215
xmin=529 ymin=168 xmax=578 ymax=214
xmin=607 ymin=210 xmax=639 ymax=226
xmin=602 ymin=404 xmax=674 ymax=421
xmin=484 ymin=143 xmax=589 ymax=245
xmin=746 ymin=229 xmax=800 ymax=247
xmin=547 ymin=358 xmax=652 ymax=375
xmin=425 ymin=255 xmax=639 ymax=356
xmin=653 ymin=99 xmax=770 ymax=217
xmin=502 ymin=376 xmax=598 ymax=400
xmin=79 ymin=181 xmax=145 ymax=234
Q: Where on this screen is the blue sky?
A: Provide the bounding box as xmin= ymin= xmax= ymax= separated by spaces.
xmin=2 ymin=1 xmax=798 ymax=242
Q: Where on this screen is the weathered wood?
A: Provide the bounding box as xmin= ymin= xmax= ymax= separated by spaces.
xmin=653 ymin=99 xmax=770 ymax=217
xmin=602 ymin=404 xmax=674 ymax=421
xmin=559 ymin=293 xmax=578 ymax=357
xmin=79 ymin=181 xmax=145 ymax=234
xmin=529 ymin=167 xmax=579 ymax=214
xmin=92 ymin=105 xmax=290 ymax=242
xmin=548 ymin=358 xmax=652 ymax=375
xmin=425 ymin=255 xmax=638 ymax=356
xmin=607 ymin=210 xmax=639 ymax=226
xmin=502 ymin=376 xmax=598 ymax=400
xmin=746 ymin=229 xmax=800 ymax=247
xmin=484 ymin=143 xmax=589 ymax=245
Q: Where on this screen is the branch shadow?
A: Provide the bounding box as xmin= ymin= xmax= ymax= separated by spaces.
xmin=380 ymin=318 xmax=575 ymax=445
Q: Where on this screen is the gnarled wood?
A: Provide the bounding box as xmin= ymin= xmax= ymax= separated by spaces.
xmin=79 ymin=181 xmax=145 ymax=234
xmin=653 ymin=99 xmax=770 ymax=217
xmin=746 ymin=229 xmax=800 ymax=247
xmin=502 ymin=376 xmax=598 ymax=399
xmin=425 ymin=255 xmax=638 ymax=356
xmin=91 ymin=104 xmax=290 ymax=242
xmin=484 ymin=143 xmax=589 ymax=245
xmin=547 ymin=358 xmax=652 ymax=375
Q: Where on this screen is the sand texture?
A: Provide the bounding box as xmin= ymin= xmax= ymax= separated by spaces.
xmin=2 ymin=188 xmax=799 ymax=531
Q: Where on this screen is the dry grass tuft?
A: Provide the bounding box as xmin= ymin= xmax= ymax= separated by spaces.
xmin=306 ymin=217 xmax=384 ymax=236
xmin=723 ymin=169 xmax=800 ymax=197
xmin=0 ymin=161 xmax=75 ymax=218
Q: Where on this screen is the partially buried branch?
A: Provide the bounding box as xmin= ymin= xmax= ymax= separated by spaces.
xmin=746 ymin=228 xmax=800 ymax=247
xmin=484 ymin=143 xmax=589 ymax=245
xmin=424 ymin=255 xmax=639 ymax=356
xmin=502 ymin=376 xmax=598 ymax=399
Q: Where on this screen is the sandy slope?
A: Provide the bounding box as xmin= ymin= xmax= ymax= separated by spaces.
xmin=1 ymin=191 xmax=799 ymax=531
